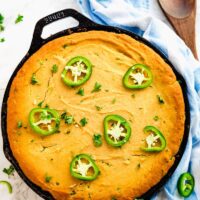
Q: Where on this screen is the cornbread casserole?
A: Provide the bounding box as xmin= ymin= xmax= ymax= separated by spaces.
xmin=7 ymin=31 xmax=185 ymax=200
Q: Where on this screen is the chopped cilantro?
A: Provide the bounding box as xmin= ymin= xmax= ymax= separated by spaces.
xmin=15 ymin=14 xmax=23 ymax=24
xmin=17 ymin=121 xmax=22 ymax=128
xmin=37 ymin=101 xmax=44 ymax=107
xmin=76 ymin=88 xmax=84 ymax=96
xmin=45 ymin=174 xmax=52 ymax=183
xmin=170 ymin=156 xmax=174 ymax=160
xmin=93 ymin=134 xmax=102 ymax=147
xmin=0 ymin=38 xmax=5 ymax=43
xmin=0 ymin=13 xmax=5 ymax=40
xmin=91 ymin=82 xmax=101 ymax=93
xmin=177 ymin=80 xmax=182 ymax=84
xmin=65 ymin=115 xmax=73 ymax=124
xmin=3 ymin=165 xmax=15 ymax=176
xmin=95 ymin=105 xmax=102 ymax=111
xmin=55 ymin=129 xmax=60 ymax=133
xmin=65 ymin=130 xmax=71 ymax=134
xmin=39 ymin=60 xmax=44 ymax=65
xmin=111 ymin=98 xmax=116 ymax=104
xmin=0 ymin=24 xmax=4 ymax=32
xmin=157 ymin=95 xmax=165 ymax=104
xmin=131 ymin=93 xmax=135 ymax=98
xmin=62 ymin=44 xmax=68 ymax=49
xmin=31 ymin=73 xmax=38 ymax=85
xmin=61 ymin=112 xmax=67 ymax=119
xmin=137 ymin=163 xmax=141 ymax=169
xmin=153 ymin=116 xmax=159 ymax=121
xmin=0 ymin=13 xmax=4 ymax=24
xmin=80 ymin=117 xmax=88 ymax=127
xmin=61 ymin=112 xmax=73 ymax=124
xmin=51 ymin=64 xmax=58 ymax=73
xmin=70 ymin=190 xmax=76 ymax=195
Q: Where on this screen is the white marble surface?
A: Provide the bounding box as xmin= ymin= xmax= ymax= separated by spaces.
xmin=0 ymin=0 xmax=200 ymax=199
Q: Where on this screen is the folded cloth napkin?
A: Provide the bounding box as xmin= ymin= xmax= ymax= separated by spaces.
xmin=78 ymin=0 xmax=200 ymax=199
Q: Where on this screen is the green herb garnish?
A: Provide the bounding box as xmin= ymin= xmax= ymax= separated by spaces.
xmin=17 ymin=121 xmax=22 ymax=128
xmin=111 ymin=98 xmax=116 ymax=104
xmin=0 ymin=13 xmax=5 ymax=38
xmin=61 ymin=112 xmax=67 ymax=119
xmin=153 ymin=116 xmax=159 ymax=121
xmin=3 ymin=165 xmax=15 ymax=176
xmin=76 ymin=88 xmax=84 ymax=96
xmin=39 ymin=60 xmax=44 ymax=65
xmin=62 ymin=44 xmax=68 ymax=49
xmin=91 ymin=82 xmax=101 ymax=93
xmin=0 ymin=24 xmax=4 ymax=32
xmin=95 ymin=105 xmax=102 ymax=111
xmin=51 ymin=64 xmax=58 ymax=73
xmin=65 ymin=130 xmax=71 ymax=134
xmin=137 ymin=163 xmax=141 ymax=169
xmin=0 ymin=38 xmax=5 ymax=43
xmin=45 ymin=174 xmax=52 ymax=183
xmin=157 ymin=95 xmax=165 ymax=104
xmin=93 ymin=134 xmax=102 ymax=147
xmin=65 ymin=115 xmax=73 ymax=124
xmin=178 ymin=80 xmax=182 ymax=84
xmin=15 ymin=14 xmax=23 ymax=24
xmin=80 ymin=117 xmax=88 ymax=127
xmin=70 ymin=190 xmax=76 ymax=195
xmin=61 ymin=112 xmax=73 ymax=124
xmin=0 ymin=14 xmax=4 ymax=24
xmin=131 ymin=94 xmax=135 ymax=98
xmin=31 ymin=73 xmax=38 ymax=85
xmin=37 ymin=101 xmax=44 ymax=107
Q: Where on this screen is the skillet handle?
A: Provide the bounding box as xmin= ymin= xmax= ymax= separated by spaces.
xmin=29 ymin=9 xmax=97 ymax=52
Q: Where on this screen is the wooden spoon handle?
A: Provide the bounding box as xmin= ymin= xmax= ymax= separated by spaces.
xmin=163 ymin=3 xmax=198 ymax=59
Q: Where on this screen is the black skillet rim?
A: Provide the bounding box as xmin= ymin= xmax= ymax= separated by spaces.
xmin=1 ymin=9 xmax=190 ymax=200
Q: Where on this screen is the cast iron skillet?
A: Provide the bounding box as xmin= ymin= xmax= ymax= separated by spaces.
xmin=1 ymin=9 xmax=190 ymax=200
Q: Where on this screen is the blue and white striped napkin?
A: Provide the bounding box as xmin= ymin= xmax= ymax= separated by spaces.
xmin=78 ymin=0 xmax=200 ymax=199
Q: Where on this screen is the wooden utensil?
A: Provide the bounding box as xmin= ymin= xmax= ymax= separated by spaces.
xmin=158 ymin=0 xmax=198 ymax=59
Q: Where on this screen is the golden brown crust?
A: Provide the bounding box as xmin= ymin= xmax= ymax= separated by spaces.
xmin=7 ymin=31 xmax=185 ymax=199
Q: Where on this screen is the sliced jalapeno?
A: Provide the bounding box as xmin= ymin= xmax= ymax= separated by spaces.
xmin=123 ymin=64 xmax=153 ymax=89
xmin=70 ymin=154 xmax=100 ymax=181
xmin=29 ymin=108 xmax=60 ymax=136
xmin=141 ymin=126 xmax=166 ymax=152
xmin=104 ymin=115 xmax=131 ymax=147
xmin=0 ymin=180 xmax=12 ymax=194
xmin=178 ymin=172 xmax=195 ymax=197
xmin=61 ymin=56 xmax=92 ymax=87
